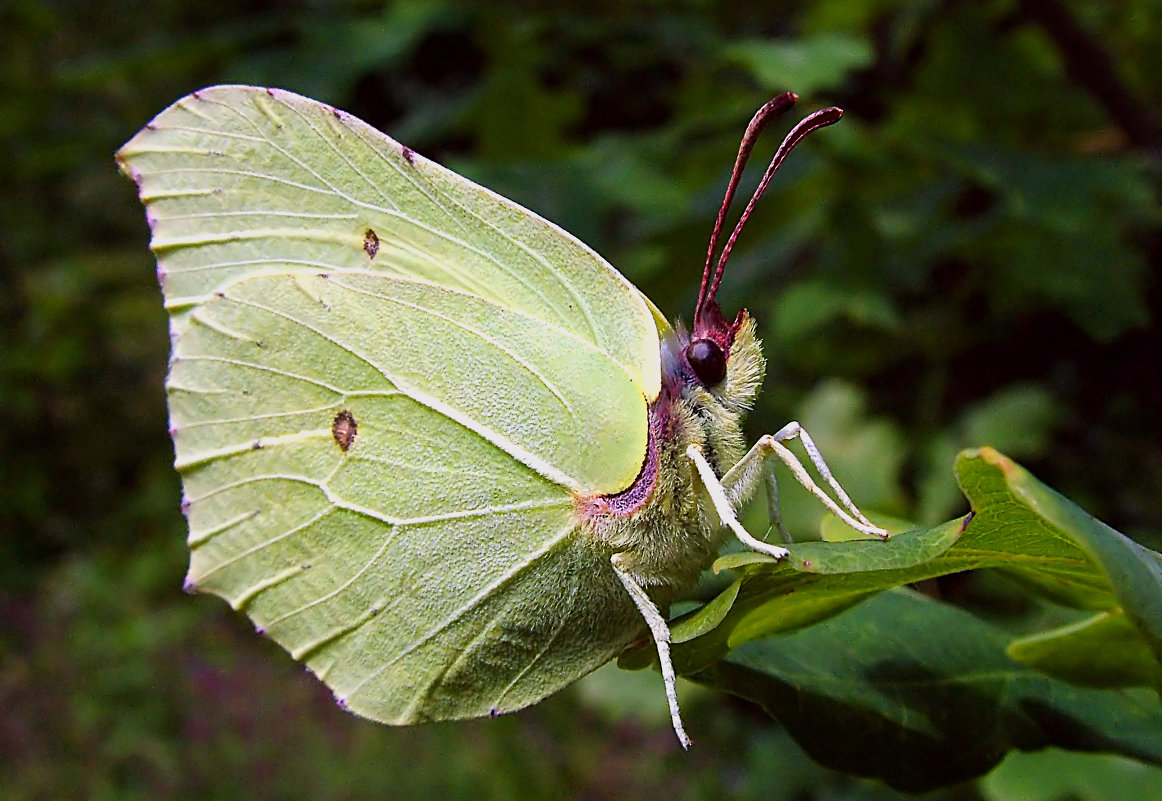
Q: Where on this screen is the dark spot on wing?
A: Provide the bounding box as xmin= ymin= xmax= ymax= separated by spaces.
xmin=401 ymin=146 xmax=415 ymax=165
xmin=332 ymin=410 xmax=357 ymax=452
xmin=364 ymin=228 xmax=379 ymax=259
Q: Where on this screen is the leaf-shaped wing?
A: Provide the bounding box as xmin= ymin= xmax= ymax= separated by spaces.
xmin=118 ymin=86 xmax=659 ymax=722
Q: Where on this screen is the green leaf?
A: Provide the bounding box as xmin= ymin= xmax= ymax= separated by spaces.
xmin=648 ymin=518 xmax=965 ymax=674
xmin=670 ymin=577 xmax=741 ymax=645
xmin=694 ymin=447 xmax=1162 ymax=665
xmin=1009 ymin=610 xmax=1162 ymax=691
xmin=653 ymin=448 xmax=1162 ymax=783
xmin=956 ymin=447 xmax=1162 ymax=652
xmin=983 ymin=748 xmax=1162 ymax=801
xmin=693 ymin=589 xmax=1162 ymax=792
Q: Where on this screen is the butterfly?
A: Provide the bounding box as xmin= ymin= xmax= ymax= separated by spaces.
xmin=118 ymin=86 xmax=886 ymax=747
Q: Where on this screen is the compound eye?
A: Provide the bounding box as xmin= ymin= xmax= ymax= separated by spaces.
xmin=686 ymin=338 xmax=727 ymax=386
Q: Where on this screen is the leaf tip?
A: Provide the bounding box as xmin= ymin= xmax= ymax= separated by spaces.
xmin=958 ymin=510 xmax=976 ymax=535
xmin=966 ymin=446 xmax=1013 ymax=470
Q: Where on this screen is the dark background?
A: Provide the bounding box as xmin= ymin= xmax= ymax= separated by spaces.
xmin=2 ymin=0 xmax=1159 ymax=798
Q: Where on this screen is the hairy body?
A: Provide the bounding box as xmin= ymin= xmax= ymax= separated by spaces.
xmin=579 ymin=313 xmax=765 ymax=598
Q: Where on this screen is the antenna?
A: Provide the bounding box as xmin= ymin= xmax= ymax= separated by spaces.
xmin=694 ymin=96 xmax=844 ymax=332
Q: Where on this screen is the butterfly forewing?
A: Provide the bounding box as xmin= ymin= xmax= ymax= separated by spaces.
xmin=121 ymin=86 xmax=659 ymax=398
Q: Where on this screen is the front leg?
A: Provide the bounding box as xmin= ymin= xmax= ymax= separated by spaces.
xmin=686 ymin=444 xmax=791 ymax=560
xmin=689 ymin=421 xmax=889 ymax=551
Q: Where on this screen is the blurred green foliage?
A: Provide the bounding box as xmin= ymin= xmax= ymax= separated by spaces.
xmin=2 ymin=0 xmax=1159 ymax=798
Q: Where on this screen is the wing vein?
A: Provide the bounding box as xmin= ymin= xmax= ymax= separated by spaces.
xmin=344 ymin=123 xmax=581 ymax=327
xmin=346 ymin=518 xmax=577 ymax=701
xmin=175 ymin=353 xmax=348 ymax=395
xmin=223 ymin=294 xmax=582 ymax=490
xmin=196 ymin=506 xmax=337 ymax=579
xmin=334 ymin=277 xmax=577 ymax=418
xmin=494 ymin=582 xmax=581 ymax=710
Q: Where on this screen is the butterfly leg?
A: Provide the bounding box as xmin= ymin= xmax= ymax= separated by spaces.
xmin=726 ymin=425 xmax=887 ymax=538
xmin=687 ymin=444 xmax=791 ymax=560
xmin=690 ymin=427 xmax=889 ymax=551
xmin=610 ymin=554 xmax=692 ymax=749
xmin=767 ymin=420 xmax=884 ymax=535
